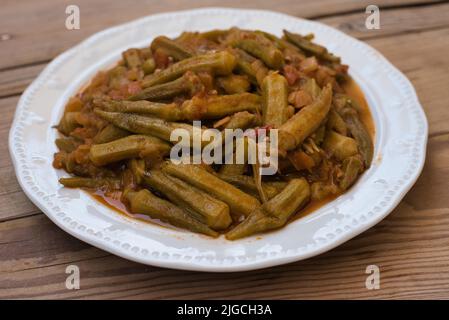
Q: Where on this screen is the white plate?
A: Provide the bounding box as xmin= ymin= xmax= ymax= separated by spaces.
xmin=9 ymin=8 xmax=427 ymax=272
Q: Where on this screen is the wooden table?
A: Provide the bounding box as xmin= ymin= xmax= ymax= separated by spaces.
xmin=1 ymin=0 xmax=448 ymax=299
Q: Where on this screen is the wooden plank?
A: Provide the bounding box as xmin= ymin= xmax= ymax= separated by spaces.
xmin=0 ymin=64 xmax=46 ymax=98
xmin=0 ymin=96 xmax=40 ymax=221
xmin=1 ymin=133 xmax=448 ymax=299
xmin=0 ymin=0 xmax=441 ymax=70
xmin=364 ymin=28 xmax=449 ymax=135
xmin=321 ymin=1 xmax=449 ymax=39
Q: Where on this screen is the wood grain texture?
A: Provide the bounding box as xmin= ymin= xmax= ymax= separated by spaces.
xmin=1 ymin=0 xmax=449 ymax=299
xmin=0 ymin=64 xmax=46 ymax=98
xmin=321 ymin=1 xmax=449 ymax=39
xmin=0 ymin=0 xmax=443 ymax=69
xmin=0 ymin=97 xmax=40 ymax=222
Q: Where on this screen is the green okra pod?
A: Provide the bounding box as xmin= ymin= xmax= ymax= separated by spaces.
xmin=216 ymin=74 xmax=251 ymax=94
xmin=89 ymin=135 xmax=170 ymax=166
xmin=93 ymin=124 xmax=130 ymax=144
xmin=128 ymin=71 xmax=204 ymax=101
xmin=97 ymin=100 xmax=183 ymax=122
xmin=233 ymin=48 xmax=268 ymax=85
xmin=326 ymin=108 xmax=348 ymax=136
xmin=122 ymin=48 xmax=142 ymax=69
xmin=256 ymin=30 xmax=305 ymax=56
xmin=278 ymin=83 xmax=332 ymax=154
xmin=142 ymin=51 xmax=237 ymax=88
xmin=142 ymin=58 xmax=156 ymax=75
xmin=129 ymin=158 xmax=145 ymax=185
xmin=124 ymin=189 xmax=218 ymax=237
xmin=283 ymin=30 xmax=340 ymax=63
xmin=262 ymin=72 xmax=289 ymax=127
xmin=322 ymin=130 xmax=358 ymax=161
xmin=150 ymin=36 xmax=194 ymax=61
xmin=57 ymin=112 xmax=80 ymax=135
xmin=199 ymin=29 xmax=230 ymax=41
xmin=224 ymin=111 xmax=261 ymax=130
xmin=94 ymin=109 xmax=204 ymax=147
xmin=99 ymin=94 xmax=261 ymax=121
xmin=218 ymin=174 xmax=286 ymax=200
xmin=55 ymin=137 xmax=80 ymax=153
xmin=59 ymin=177 xmax=121 ymax=190
xmin=337 ymin=100 xmax=373 ymax=167
xmin=142 ymin=169 xmax=232 ymax=230
xmin=180 ymin=93 xmax=261 ymax=120
xmin=228 ymin=30 xmax=284 ymax=69
xmin=302 ymin=78 xmax=321 ymax=100
xmin=226 ymin=178 xmax=310 ymax=240
xmin=162 ymin=163 xmax=261 ymax=218
xmin=339 ymin=156 xmax=363 ymax=190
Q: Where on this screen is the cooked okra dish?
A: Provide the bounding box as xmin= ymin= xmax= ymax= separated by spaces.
xmin=53 ymin=28 xmax=374 ymax=240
